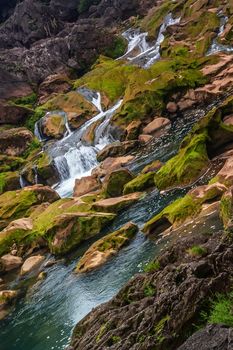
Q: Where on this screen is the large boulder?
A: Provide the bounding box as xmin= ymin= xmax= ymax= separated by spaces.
xmin=0 ymin=185 xmax=59 ymax=229
xmin=0 ymin=101 xmax=31 ymax=125
xmin=20 ymin=255 xmax=45 ymax=276
xmin=92 ymin=155 xmax=134 ymax=178
xmin=73 ymin=175 xmax=101 ymax=197
xmin=97 ymin=141 xmax=138 ymax=162
xmin=103 ymin=168 xmax=133 ymax=198
xmin=123 ymin=171 xmax=155 ymax=195
xmin=75 ymin=222 xmax=138 ymax=273
xmin=47 ymin=212 xmax=116 ymax=255
xmin=0 ymin=171 xmax=20 ymax=194
xmin=0 ymin=127 xmax=34 ymax=156
xmin=125 ymin=120 xmax=142 ymax=140
xmin=0 ymin=254 xmax=23 ymax=272
xmin=38 ymin=74 xmax=72 ymax=104
xmin=41 ymin=114 xmax=66 ymax=139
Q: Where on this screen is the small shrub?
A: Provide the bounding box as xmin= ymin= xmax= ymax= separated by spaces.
xmin=144 ymin=283 xmax=156 ymax=297
xmin=144 ymin=260 xmax=160 ymax=273
xmin=207 ymin=293 xmax=233 ymax=327
xmin=187 ymin=245 xmax=207 ymax=257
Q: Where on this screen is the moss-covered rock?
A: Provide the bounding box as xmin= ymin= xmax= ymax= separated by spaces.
xmin=103 ymin=168 xmax=133 ymax=198
xmin=143 ymin=182 xmax=227 ymax=235
xmin=0 ymin=185 xmax=59 ymax=229
xmin=0 ymin=155 xmax=26 ymax=173
xmin=0 ymin=171 xmax=20 ymax=194
xmin=75 ymin=222 xmax=138 ymax=273
xmin=92 ymin=192 xmax=143 ymax=213
xmin=47 ymin=212 xmax=116 ymax=255
xmin=123 ymin=172 xmax=155 ymax=195
xmin=220 ymin=187 xmax=233 ymax=231
xmin=41 ymin=114 xmax=66 ymax=139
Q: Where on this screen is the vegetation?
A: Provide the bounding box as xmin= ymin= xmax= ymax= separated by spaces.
xmin=144 ymin=260 xmax=160 ymax=273
xmin=187 ymin=245 xmax=207 ymax=257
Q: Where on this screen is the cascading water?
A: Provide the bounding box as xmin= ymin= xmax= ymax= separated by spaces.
xmin=45 ymin=93 xmax=122 ymax=197
xmin=119 ymin=13 xmax=181 ymax=68
xmin=207 ymin=12 xmax=233 ymax=55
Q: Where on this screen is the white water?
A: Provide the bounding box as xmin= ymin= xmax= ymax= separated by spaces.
xmin=119 ymin=13 xmax=181 ymax=68
xmin=47 ymin=94 xmax=122 ymax=197
xmin=207 ymin=12 xmax=233 ymax=55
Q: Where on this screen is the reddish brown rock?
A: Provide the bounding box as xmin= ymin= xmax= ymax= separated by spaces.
xmin=142 ymin=117 xmax=171 ymax=137
xmin=0 ymin=127 xmax=33 ymax=156
xmin=20 ymin=255 xmax=45 ymax=276
xmin=73 ymin=175 xmax=101 ymax=197
xmin=139 ymin=134 xmax=153 ymax=143
xmin=126 ymin=120 xmax=142 ymax=140
xmin=97 ymin=141 xmax=138 ymax=162
xmin=92 ymin=155 xmax=135 ymax=178
xmin=166 ymin=101 xmax=178 ymax=113
xmin=38 ymin=74 xmax=72 ymax=104
xmin=0 ymin=254 xmax=23 ymax=271
xmin=92 ymin=192 xmax=142 ymax=213
xmin=0 ymin=101 xmax=31 ymax=125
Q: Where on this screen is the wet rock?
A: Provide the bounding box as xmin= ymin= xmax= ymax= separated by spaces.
xmin=126 ymin=121 xmax=142 ymax=140
xmin=103 ymin=168 xmax=133 ymax=198
xmin=37 ymin=271 xmax=47 ymax=280
xmin=47 ymin=212 xmax=116 ymax=255
xmin=142 ymin=117 xmax=171 ymax=137
xmin=166 ymin=101 xmax=178 ymax=113
xmin=20 ymin=255 xmax=45 ymax=276
xmin=92 ymin=156 xmax=135 ymax=178
xmin=177 ymin=324 xmax=233 ymax=350
xmin=75 ymin=222 xmax=138 ymax=273
xmin=138 ymin=134 xmax=153 ymax=143
xmin=41 ymin=114 xmax=66 ymax=139
xmin=0 ymin=290 xmax=18 ymax=320
xmin=0 ymin=254 xmax=23 ymax=272
xmin=92 ymin=192 xmax=143 ymax=213
xmin=81 ymin=120 xmax=101 ymax=145
xmin=0 ymin=127 xmax=33 ymax=156
xmin=73 ymin=175 xmax=101 ymax=197
xmin=123 ymin=171 xmax=155 ymax=195
xmin=97 ymin=141 xmax=138 ymax=162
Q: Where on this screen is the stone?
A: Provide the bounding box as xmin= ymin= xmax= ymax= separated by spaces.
xmin=37 ymin=271 xmax=47 ymax=280
xmin=73 ymin=175 xmax=101 ymax=197
xmin=0 ymin=101 xmax=31 ymax=125
xmin=0 ymin=171 xmax=20 ymax=194
xmin=81 ymin=120 xmax=101 ymax=145
xmin=41 ymin=114 xmax=66 ymax=139
xmin=92 ymin=155 xmax=135 ymax=178
xmin=20 ymin=255 xmax=45 ymax=276
xmin=75 ymin=222 xmax=138 ymax=273
xmin=0 ymin=127 xmax=34 ymax=156
xmin=142 ymin=117 xmax=171 ymax=137
xmin=47 ymin=212 xmax=116 ymax=255
xmin=103 ymin=168 xmax=133 ymax=197
xmin=125 ymin=120 xmax=142 ymax=140
xmin=142 ymin=160 xmax=163 ymax=174
xmin=223 ymin=114 xmax=233 ymax=126
xmin=97 ymin=141 xmax=138 ymax=162
xmin=166 ymin=101 xmax=178 ymax=113
xmin=177 ymin=324 xmax=233 ymax=350
xmin=215 ymin=156 xmax=233 ymax=187
xmin=123 ymin=172 xmax=155 ymax=195
xmin=138 ymin=134 xmax=153 ymax=143
xmin=0 ymin=254 xmax=23 ymax=272
xmin=38 ymin=74 xmax=72 ymax=104
xmin=92 ymin=192 xmax=143 ymax=213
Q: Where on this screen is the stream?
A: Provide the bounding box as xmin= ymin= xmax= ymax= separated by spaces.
xmin=0 ymin=13 xmax=224 ymax=350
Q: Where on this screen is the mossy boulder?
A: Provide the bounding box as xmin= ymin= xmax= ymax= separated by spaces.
xmin=0 ymin=185 xmax=59 ymax=229
xmin=103 ymin=168 xmax=134 ymax=198
xmin=41 ymin=114 xmax=66 ymax=139
xmin=75 ymin=222 xmax=138 ymax=273
xmin=143 ymin=182 xmax=227 ymax=235
xmin=0 ymin=155 xmax=26 ymax=173
xmin=47 ymin=212 xmax=116 ymax=255
xmin=0 ymin=172 xmax=20 ymax=194
xmin=123 ymin=172 xmax=155 ymax=195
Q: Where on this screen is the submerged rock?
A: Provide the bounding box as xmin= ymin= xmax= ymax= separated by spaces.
xmin=75 ymin=222 xmax=138 ymax=273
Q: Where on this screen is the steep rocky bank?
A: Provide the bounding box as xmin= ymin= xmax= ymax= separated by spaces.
xmin=1 ymin=0 xmax=233 ymax=349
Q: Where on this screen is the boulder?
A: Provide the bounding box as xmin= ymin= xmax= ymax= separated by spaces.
xmin=20 ymin=255 xmax=45 ymax=276
xmin=139 ymin=134 xmax=153 ymax=143
xmin=126 ymin=121 xmax=142 ymax=140
xmin=0 ymin=171 xmax=20 ymax=194
xmin=0 ymin=185 xmax=59 ymax=229
xmin=103 ymin=168 xmax=133 ymax=197
xmin=215 ymin=156 xmax=233 ymax=186
xmin=97 ymin=141 xmax=138 ymax=162
xmin=75 ymin=222 xmax=138 ymax=273
xmin=177 ymin=324 xmax=233 ymax=350
xmin=166 ymin=101 xmax=178 ymax=113
xmin=38 ymin=74 xmax=72 ymax=104
xmin=0 ymin=101 xmax=31 ymax=125
xmin=0 ymin=254 xmax=23 ymax=272
xmin=92 ymin=155 xmax=134 ymax=178
xmin=142 ymin=117 xmax=171 ymax=137
xmin=0 ymin=127 xmax=34 ymax=156
xmin=41 ymin=114 xmax=66 ymax=139
xmin=73 ymin=175 xmax=101 ymax=197
xmin=0 ymin=290 xmax=18 ymax=320
xmin=92 ymin=192 xmax=143 ymax=213
xmin=123 ymin=172 xmax=155 ymax=195
xmin=47 ymin=212 xmax=116 ymax=255
xmin=81 ymin=120 xmax=101 ymax=145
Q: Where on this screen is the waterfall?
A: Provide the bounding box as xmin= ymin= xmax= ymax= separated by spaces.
xmin=118 ymin=13 xmax=181 ymax=68
xmin=207 ymin=12 xmax=233 ymax=55
xmin=44 ymin=94 xmax=122 ymax=197
xmin=19 ymin=175 xmax=28 ymax=188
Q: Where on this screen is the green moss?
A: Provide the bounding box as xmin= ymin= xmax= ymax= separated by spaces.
xmin=0 ymin=227 xmax=33 ymax=257
xmin=187 ymin=245 xmax=207 ymax=256
xmin=104 ymin=36 xmax=127 ymax=59
xmin=220 ymin=191 xmax=233 ymax=230
xmin=0 ymin=173 xmax=6 ymax=194
xmin=206 ymin=293 xmax=233 ymax=327
xmin=96 ymin=323 xmax=108 ymax=343
xmin=25 ymin=107 xmax=46 ymax=132
xmin=103 ymin=169 xmax=133 ymax=198
xmin=143 ymin=260 xmax=160 ymax=273
xmin=144 ymin=283 xmax=156 ymax=297
xmin=153 ymin=315 xmax=170 ymax=344
xmin=155 ymin=133 xmax=209 ymax=190
xmin=22 ymin=138 xmax=41 ymax=159
xmin=108 ymin=336 xmax=121 ymax=345
xmin=123 ymin=172 xmax=155 ymax=195
xmin=0 ymin=156 xmax=26 ymax=173
xmin=12 ymin=93 xmax=37 ymax=109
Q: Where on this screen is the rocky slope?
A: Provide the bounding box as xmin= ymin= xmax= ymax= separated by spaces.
xmin=1 ymin=0 xmax=233 ymax=349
